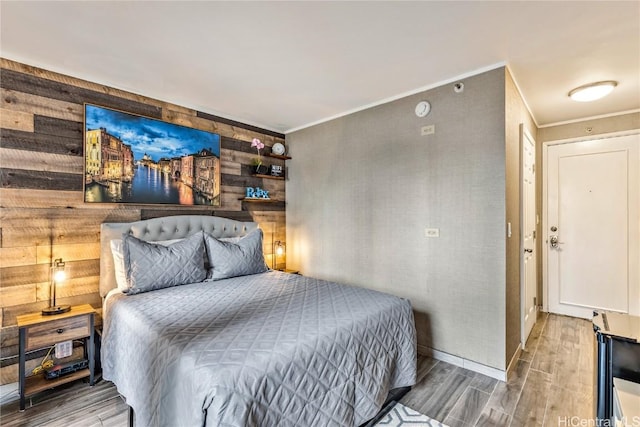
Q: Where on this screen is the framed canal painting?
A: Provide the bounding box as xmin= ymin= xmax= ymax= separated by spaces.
xmin=83 ymin=104 xmax=221 ymax=206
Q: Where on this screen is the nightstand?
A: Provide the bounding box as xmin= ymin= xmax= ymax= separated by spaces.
xmin=17 ymin=304 xmax=95 ymax=410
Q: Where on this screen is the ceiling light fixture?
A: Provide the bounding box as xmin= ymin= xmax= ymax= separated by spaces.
xmin=568 ymin=81 xmax=618 ymax=102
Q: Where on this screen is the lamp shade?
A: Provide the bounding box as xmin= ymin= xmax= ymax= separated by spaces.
xmin=53 ymin=268 xmax=66 ymax=283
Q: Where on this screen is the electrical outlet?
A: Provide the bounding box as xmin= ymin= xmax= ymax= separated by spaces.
xmin=424 ymin=228 xmax=439 ymax=238
xmin=55 ymin=340 xmax=73 ymax=359
xmin=421 ymin=125 xmax=435 ymax=136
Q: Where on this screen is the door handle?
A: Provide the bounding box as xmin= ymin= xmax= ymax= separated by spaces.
xmin=549 ymin=235 xmax=564 ymax=248
xmin=524 ymin=248 xmax=533 ymax=253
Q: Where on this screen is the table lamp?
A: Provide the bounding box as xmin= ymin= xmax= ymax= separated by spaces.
xmin=42 ymin=258 xmax=70 ymax=315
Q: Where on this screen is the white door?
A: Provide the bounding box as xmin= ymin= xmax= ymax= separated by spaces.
xmin=521 ymin=126 xmax=537 ymax=346
xmin=545 ymin=133 xmax=639 ymax=318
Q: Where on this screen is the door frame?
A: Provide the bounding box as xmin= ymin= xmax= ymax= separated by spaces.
xmin=520 ymin=124 xmax=537 ymax=348
xmin=542 ymin=129 xmax=640 ymax=312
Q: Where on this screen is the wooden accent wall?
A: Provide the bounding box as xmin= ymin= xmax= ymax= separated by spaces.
xmin=0 ymin=58 xmax=287 ymax=384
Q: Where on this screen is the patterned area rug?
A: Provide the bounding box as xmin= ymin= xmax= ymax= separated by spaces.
xmin=374 ymin=402 xmax=448 ymax=426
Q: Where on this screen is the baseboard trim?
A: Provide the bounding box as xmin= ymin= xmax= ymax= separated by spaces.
xmin=417 ymin=344 xmax=507 ymax=382
xmin=506 ymin=344 xmax=522 ymax=380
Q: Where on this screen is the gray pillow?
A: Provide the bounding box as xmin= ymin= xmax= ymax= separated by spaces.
xmin=204 ymin=229 xmax=268 ymax=280
xmin=111 ymin=237 xmax=187 ymax=293
xmin=122 ymin=231 xmax=207 ymax=295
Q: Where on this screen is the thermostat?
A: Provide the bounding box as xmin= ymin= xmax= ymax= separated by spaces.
xmin=415 ymin=101 xmax=431 ymax=118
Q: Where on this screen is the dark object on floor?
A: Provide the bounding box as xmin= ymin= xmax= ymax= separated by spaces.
xmin=593 ymin=310 xmax=640 ymax=422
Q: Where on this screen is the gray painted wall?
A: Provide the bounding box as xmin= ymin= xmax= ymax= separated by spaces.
xmin=287 ymin=68 xmax=509 ymax=370
xmin=538 ymin=112 xmax=639 ymax=143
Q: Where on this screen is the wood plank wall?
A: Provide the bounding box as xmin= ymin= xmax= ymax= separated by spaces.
xmin=0 ymin=58 xmax=287 ymax=384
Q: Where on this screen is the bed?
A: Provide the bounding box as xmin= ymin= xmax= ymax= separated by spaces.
xmin=99 ymin=215 xmax=416 ymax=426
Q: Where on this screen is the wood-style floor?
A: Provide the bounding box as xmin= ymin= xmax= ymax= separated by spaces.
xmin=0 ymin=313 xmax=594 ymax=426
xmin=401 ymin=312 xmax=594 ymax=426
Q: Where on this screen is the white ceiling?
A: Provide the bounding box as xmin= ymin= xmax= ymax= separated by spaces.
xmin=1 ymin=1 xmax=638 ymax=134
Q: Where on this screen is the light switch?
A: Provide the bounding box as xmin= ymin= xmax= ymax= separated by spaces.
xmin=424 ymin=228 xmax=440 ymax=238
xmin=421 ymin=125 xmax=435 ymax=136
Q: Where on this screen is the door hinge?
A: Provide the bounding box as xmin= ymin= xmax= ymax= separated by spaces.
xmin=533 ymin=230 xmax=536 ymax=239
xmin=533 ymin=297 xmax=537 ymax=306
xmin=532 ymin=164 xmax=535 ymax=174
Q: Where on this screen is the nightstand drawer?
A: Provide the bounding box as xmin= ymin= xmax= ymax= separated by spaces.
xmin=23 ymin=315 xmax=91 ymax=351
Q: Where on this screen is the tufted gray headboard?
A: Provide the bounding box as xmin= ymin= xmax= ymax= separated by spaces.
xmin=100 ymin=215 xmax=258 ymax=297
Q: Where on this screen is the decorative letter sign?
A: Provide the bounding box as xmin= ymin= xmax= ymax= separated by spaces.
xmin=245 ymin=187 xmax=270 ymax=199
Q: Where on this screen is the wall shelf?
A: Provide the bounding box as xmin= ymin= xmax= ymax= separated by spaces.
xmin=265 ymin=153 xmax=292 ymax=160
xmin=239 ymin=198 xmax=281 ymax=203
xmin=253 ymin=174 xmax=285 ymax=180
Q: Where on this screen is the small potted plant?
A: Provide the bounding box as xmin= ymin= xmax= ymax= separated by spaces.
xmin=251 ymin=138 xmax=268 ymax=174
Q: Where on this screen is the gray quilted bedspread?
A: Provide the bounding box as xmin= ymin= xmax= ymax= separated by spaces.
xmin=102 ymin=271 xmax=417 ymax=427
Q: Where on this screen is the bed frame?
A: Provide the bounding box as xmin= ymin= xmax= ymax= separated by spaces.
xmin=99 ymin=215 xmax=258 ymax=298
